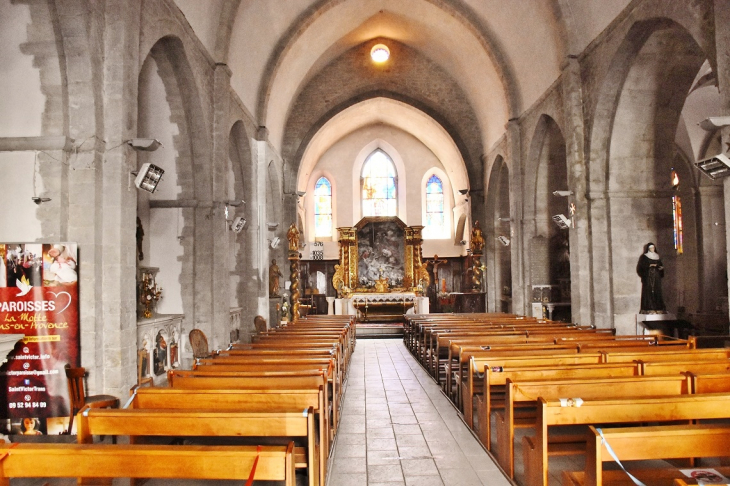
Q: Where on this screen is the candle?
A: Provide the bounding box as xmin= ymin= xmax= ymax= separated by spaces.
xmin=441 ymin=278 xmax=446 ymax=293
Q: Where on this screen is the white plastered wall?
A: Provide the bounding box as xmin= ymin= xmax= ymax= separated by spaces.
xmin=137 ymin=55 xmax=184 ymax=316
xmin=0 ymin=0 xmax=47 ymax=241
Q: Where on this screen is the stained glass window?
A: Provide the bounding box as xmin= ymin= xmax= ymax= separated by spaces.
xmin=314 ymin=177 xmax=332 ymax=238
xmin=425 ymin=174 xmax=445 ymax=238
xmin=361 ymin=150 xmax=397 ymax=216
xmin=671 ymin=170 xmax=683 ymax=254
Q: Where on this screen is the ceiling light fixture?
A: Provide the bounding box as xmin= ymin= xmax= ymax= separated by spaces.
xmin=371 ymin=44 xmax=390 ymax=63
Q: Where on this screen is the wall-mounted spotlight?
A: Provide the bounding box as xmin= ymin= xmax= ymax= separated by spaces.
xmin=458 ymin=189 xmax=469 ymax=195
xmin=224 ymin=200 xmax=244 ymax=207
xmin=552 ymin=190 xmax=573 ymax=197
xmin=31 ymin=197 xmax=51 ymax=205
xmin=267 ymin=222 xmax=279 ymax=230
xmin=230 ymin=216 xmax=247 ymax=234
xmin=270 ymin=237 xmax=281 ymax=249
xmin=695 ymin=154 xmax=730 ymax=180
xmin=296 ymin=190 xmax=306 ymax=197
xmin=496 ymin=236 xmax=510 ymax=246
xmin=125 ymin=138 xmax=163 ymax=151
xmin=552 ymin=214 xmax=571 ymax=229
xmin=459 ymin=240 xmax=467 ymax=245
xmin=132 ymin=163 xmax=165 ymax=193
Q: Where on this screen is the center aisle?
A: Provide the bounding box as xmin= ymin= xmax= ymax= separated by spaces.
xmin=328 ymin=338 xmax=511 ymax=486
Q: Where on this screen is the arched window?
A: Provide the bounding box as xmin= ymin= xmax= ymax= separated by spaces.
xmin=361 ymin=149 xmax=397 ymax=216
xmin=671 ymin=169 xmax=683 ymax=254
xmin=314 ymin=177 xmax=332 ymax=238
xmin=424 ymin=174 xmax=445 ymax=238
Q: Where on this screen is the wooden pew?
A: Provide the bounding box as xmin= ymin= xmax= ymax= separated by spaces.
xmin=127 ymin=386 xmax=329 ymax=483
xmin=472 ymin=362 xmax=640 ymax=448
xmin=465 ymin=352 xmax=605 ymax=425
xmin=562 ymin=424 xmax=730 ymax=486
xmin=497 ymin=374 xmax=691 ymax=478
xmin=192 ymin=358 xmax=341 ymax=431
xmin=0 ymin=442 xmax=295 ymax=486
xmin=639 ymin=358 xmax=730 ymax=376
xmin=77 ymin=406 xmax=319 ymax=486
xmin=522 ymin=393 xmax=730 ymax=486
xmin=167 ymin=369 xmax=335 ymax=438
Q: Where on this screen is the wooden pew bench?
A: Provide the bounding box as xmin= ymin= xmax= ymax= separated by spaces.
xmin=127 ymin=386 xmax=328 ymax=484
xmin=466 ymin=352 xmax=605 ymax=426
xmin=0 ymin=442 xmax=295 ymax=486
xmin=522 ymin=392 xmax=730 ymax=486
xmin=562 ymin=424 xmax=730 ymax=486
xmin=193 ymin=358 xmax=341 ymax=431
xmin=472 ymin=362 xmax=640 ymax=448
xmin=496 ymin=374 xmax=691 ymax=478
xmin=77 ymin=406 xmax=320 ymax=486
xmin=168 ymin=369 xmax=335 ymax=438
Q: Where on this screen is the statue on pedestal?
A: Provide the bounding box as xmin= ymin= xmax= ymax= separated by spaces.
xmin=269 ymin=259 xmax=282 ymax=297
xmin=287 ymin=223 xmax=300 ymax=251
xmin=637 ymin=242 xmax=666 ymax=314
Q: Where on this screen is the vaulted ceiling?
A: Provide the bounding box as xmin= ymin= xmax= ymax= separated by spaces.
xmin=173 ymin=0 xmax=632 ymax=162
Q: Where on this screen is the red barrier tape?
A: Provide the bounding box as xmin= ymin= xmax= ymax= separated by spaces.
xmin=245 ymin=445 xmax=262 ymax=486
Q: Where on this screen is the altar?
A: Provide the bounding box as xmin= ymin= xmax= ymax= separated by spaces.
xmin=332 ymin=216 xmax=431 ymax=322
xmin=337 ymin=292 xmax=429 ymax=322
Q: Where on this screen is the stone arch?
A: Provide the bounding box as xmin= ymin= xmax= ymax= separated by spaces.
xmin=228 ymin=121 xmax=252 ymax=307
xmin=588 ymin=18 xmax=707 ymax=332
xmin=524 ymin=115 xmax=570 ymax=315
xmin=137 ymin=35 xmax=211 ymax=334
xmin=485 ymin=155 xmax=511 ymax=313
xmin=285 ymin=90 xmax=477 ymax=200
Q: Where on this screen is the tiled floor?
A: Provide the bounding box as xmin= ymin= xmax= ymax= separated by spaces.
xmin=328 ymin=338 xmax=512 ymax=486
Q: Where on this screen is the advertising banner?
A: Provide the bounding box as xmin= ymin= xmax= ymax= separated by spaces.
xmin=0 ymin=243 xmax=79 ymax=435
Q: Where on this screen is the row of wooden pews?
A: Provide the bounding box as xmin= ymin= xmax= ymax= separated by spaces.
xmin=403 ymin=313 xmax=730 ymax=486
xmin=0 ymin=315 xmax=355 ymax=486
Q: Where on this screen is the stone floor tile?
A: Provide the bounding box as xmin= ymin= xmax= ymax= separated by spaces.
xmin=400 ymin=458 xmax=439 ymax=476
xmin=367 ymin=437 xmax=398 ymax=451
xmin=336 ymin=433 xmax=367 ymax=445
xmin=395 ymin=434 xmax=427 ymax=448
xmin=367 ymin=464 xmax=404 ymax=483
xmin=393 ymin=424 xmax=423 ymax=436
xmin=328 ymin=472 xmax=368 ymax=486
xmin=438 ymin=467 xmax=484 ymax=486
xmin=366 ymin=449 xmax=402 ymax=465
xmin=332 ymin=456 xmax=367 ymax=474
xmin=404 ymin=476 xmax=444 ymax=486
xmin=367 ymin=426 xmax=395 ymax=439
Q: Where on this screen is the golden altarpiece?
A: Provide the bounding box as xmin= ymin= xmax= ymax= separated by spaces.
xmin=332 ymin=216 xmax=430 ymax=321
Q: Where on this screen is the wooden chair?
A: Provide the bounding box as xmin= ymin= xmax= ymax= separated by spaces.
xmin=189 ymin=328 xmax=212 ymax=360
xmin=254 ymin=315 xmax=268 ymax=334
xmin=64 ymin=364 xmax=119 ymax=435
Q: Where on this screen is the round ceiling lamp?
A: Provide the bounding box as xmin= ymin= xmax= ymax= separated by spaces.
xmin=370 ymin=44 xmax=390 ymax=63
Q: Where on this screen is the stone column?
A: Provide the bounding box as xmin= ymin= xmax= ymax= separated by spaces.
xmin=99 ymin=0 xmax=143 ymax=397
xmin=210 ymin=62 xmax=233 ymax=350
xmin=506 ymin=119 xmax=526 ymax=315
xmin=714 ymin=0 xmax=730 ymax=320
xmin=561 ymin=56 xmax=592 ymax=326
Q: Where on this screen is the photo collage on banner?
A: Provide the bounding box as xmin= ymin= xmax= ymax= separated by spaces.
xmin=0 ymin=243 xmax=80 ymax=435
